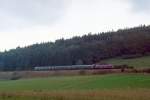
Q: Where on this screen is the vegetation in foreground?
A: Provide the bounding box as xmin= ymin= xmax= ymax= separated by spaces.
xmin=0 ymin=74 xmax=150 ymax=100
xmin=0 ymin=89 xmax=150 ymax=100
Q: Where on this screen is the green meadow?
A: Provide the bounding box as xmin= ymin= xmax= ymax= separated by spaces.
xmin=0 ymin=74 xmax=150 ymax=91
xmin=102 ymin=56 xmax=150 ymax=68
xmin=0 ymin=74 xmax=150 ymax=100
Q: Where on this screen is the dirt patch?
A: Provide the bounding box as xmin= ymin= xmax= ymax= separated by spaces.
xmin=0 ymin=68 xmax=149 ymax=79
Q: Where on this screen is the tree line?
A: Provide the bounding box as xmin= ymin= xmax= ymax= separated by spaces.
xmin=0 ymin=25 xmax=150 ymax=71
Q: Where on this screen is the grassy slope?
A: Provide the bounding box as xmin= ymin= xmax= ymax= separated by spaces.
xmin=102 ymin=56 xmax=150 ymax=68
xmin=0 ymin=74 xmax=150 ymax=92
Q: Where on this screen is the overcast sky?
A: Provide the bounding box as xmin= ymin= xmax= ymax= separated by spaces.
xmin=0 ymin=0 xmax=150 ymax=51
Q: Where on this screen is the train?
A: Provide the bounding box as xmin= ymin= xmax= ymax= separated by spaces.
xmin=34 ymin=64 xmax=114 ymax=71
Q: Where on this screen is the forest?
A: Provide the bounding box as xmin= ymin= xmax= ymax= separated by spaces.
xmin=0 ymin=25 xmax=150 ymax=71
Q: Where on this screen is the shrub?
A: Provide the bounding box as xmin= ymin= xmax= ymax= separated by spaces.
xmin=79 ymin=70 xmax=86 ymax=75
xmin=10 ymin=72 xmax=21 ymax=80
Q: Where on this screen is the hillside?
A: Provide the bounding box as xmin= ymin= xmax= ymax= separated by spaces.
xmin=102 ymin=55 xmax=150 ymax=68
xmin=0 ymin=25 xmax=150 ymax=71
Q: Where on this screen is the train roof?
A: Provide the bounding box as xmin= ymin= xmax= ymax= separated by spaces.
xmin=34 ymin=64 xmax=113 ymax=68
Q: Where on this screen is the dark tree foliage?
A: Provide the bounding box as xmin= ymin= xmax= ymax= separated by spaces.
xmin=0 ymin=25 xmax=150 ymax=71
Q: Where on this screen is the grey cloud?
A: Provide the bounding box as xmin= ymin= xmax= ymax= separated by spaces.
xmin=0 ymin=0 xmax=70 ymax=31
xmin=130 ymin=0 xmax=150 ymax=13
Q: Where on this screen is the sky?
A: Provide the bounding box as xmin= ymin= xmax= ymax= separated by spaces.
xmin=0 ymin=0 xmax=150 ymax=51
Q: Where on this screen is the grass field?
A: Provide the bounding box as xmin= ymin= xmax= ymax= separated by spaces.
xmin=0 ymin=89 xmax=150 ymax=100
xmin=0 ymin=74 xmax=150 ymax=100
xmin=102 ymin=56 xmax=150 ymax=68
xmin=0 ymin=74 xmax=150 ymax=91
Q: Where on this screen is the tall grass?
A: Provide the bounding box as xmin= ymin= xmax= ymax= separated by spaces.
xmin=0 ymin=89 xmax=150 ymax=100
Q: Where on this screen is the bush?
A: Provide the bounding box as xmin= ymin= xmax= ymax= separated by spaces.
xmin=143 ymin=68 xmax=150 ymax=73
xmin=114 ymin=64 xmax=134 ymax=69
xmin=10 ymin=72 xmax=21 ymax=80
xmin=79 ymin=70 xmax=86 ymax=75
